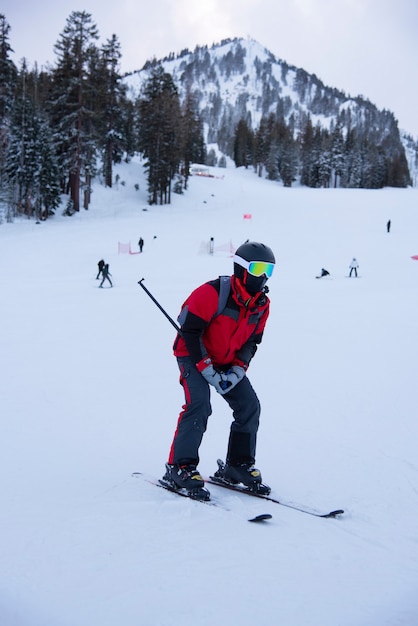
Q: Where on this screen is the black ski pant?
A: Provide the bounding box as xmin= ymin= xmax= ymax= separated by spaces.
xmin=168 ymin=356 xmax=261 ymax=467
xmin=100 ymin=275 xmax=113 ymax=287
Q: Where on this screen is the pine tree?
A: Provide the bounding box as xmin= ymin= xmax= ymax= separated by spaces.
xmin=121 ymin=98 xmax=137 ymax=160
xmin=36 ymin=120 xmax=61 ymax=218
xmin=48 ymin=11 xmax=99 ymax=212
xmin=180 ymin=91 xmax=206 ymax=189
xmin=5 ymin=63 xmax=39 ymax=216
xmin=299 ymin=116 xmax=315 ymax=186
xmin=0 ymin=15 xmax=17 ymax=124
xmin=317 ymin=128 xmax=332 ymax=188
xmin=0 ymin=14 xmax=18 ymax=185
xmin=97 ymin=34 xmax=127 ymax=188
xmin=387 ymin=149 xmax=411 ymax=187
xmin=138 ymin=64 xmax=182 ymax=204
xmin=233 ymin=119 xmax=253 ymax=168
xmin=253 ymin=114 xmax=275 ymax=178
xmin=330 ymin=122 xmax=345 ymax=187
xmin=5 ymin=61 xmax=61 ymax=219
xmin=277 ymin=120 xmax=297 ymax=187
xmin=344 ymin=129 xmax=362 ymax=188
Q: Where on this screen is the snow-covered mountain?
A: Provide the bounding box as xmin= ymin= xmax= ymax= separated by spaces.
xmin=124 ymin=37 xmax=415 ymax=182
xmin=124 ymin=38 xmax=385 ymax=132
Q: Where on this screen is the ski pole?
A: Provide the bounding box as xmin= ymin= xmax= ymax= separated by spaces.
xmin=138 ymin=278 xmax=181 ymax=335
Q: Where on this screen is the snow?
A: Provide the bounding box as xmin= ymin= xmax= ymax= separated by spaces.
xmin=1 ymin=159 xmax=418 ymax=626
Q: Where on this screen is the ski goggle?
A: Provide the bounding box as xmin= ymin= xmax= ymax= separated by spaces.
xmin=234 ymin=255 xmax=275 ymax=278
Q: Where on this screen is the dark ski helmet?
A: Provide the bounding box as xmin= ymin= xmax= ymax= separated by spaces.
xmin=233 ymin=241 xmax=276 ymax=295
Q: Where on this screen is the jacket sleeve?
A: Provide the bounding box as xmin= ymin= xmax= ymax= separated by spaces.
xmin=178 ymin=283 xmax=219 ymax=365
xmin=181 ymin=311 xmax=209 ymax=364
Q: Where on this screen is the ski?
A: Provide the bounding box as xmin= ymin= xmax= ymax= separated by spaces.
xmin=207 ymin=460 xmax=344 ymax=519
xmin=132 ymin=472 xmax=273 ymax=521
xmin=157 ymin=477 xmax=214 ymax=504
xmin=132 ymin=472 xmax=217 ymax=507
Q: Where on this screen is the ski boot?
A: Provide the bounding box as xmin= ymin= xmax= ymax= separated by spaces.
xmin=214 ymin=459 xmax=271 ymax=495
xmin=161 ymin=463 xmax=210 ymax=501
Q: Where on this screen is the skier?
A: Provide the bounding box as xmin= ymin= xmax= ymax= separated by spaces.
xmin=316 ymin=268 xmax=330 ymax=279
xmin=349 ymin=257 xmax=359 ymax=277
xmin=138 ymin=237 xmax=144 ymax=253
xmin=387 ymin=220 xmax=391 ymax=233
xmin=96 ymin=259 xmax=105 ymax=279
xmin=162 ymin=241 xmax=275 ymax=500
xmin=209 ymin=237 xmax=214 ymax=255
xmin=99 ymin=263 xmax=113 ymax=288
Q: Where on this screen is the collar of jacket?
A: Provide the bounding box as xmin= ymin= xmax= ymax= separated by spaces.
xmin=231 ymin=276 xmax=265 ymax=309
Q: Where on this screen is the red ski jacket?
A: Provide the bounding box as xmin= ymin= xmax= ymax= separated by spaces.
xmin=173 ymin=276 xmax=270 ymax=370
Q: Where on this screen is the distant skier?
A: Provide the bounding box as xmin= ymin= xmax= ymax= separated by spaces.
xmin=316 ymin=268 xmax=330 ymax=279
xmin=138 ymin=237 xmax=144 ymax=253
xmin=99 ymin=263 xmax=113 ymax=288
xmin=96 ymin=259 xmax=105 ymax=279
xmin=387 ymin=220 xmax=391 ymax=233
xmin=349 ymin=258 xmax=359 ymax=277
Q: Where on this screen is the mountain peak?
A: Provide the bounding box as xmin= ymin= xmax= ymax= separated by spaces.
xmin=124 ymin=37 xmax=414 ymax=188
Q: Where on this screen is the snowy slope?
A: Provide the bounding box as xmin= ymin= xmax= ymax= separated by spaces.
xmin=1 ymin=161 xmax=418 ymax=626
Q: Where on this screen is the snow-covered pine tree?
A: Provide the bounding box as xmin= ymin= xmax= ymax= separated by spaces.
xmin=49 ymin=11 xmax=99 ymax=211
xmin=137 ymin=64 xmax=181 ymax=205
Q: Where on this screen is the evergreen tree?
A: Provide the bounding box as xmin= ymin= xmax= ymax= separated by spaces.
xmin=5 ymin=61 xmax=60 ymax=218
xmin=344 ymin=129 xmax=362 ymax=188
xmin=387 ymin=149 xmax=411 ymax=187
xmin=253 ymin=114 xmax=275 ymax=178
xmin=277 ymin=120 xmax=297 ymax=187
xmin=121 ymin=98 xmax=137 ymax=160
xmin=0 ymin=14 xmax=17 ymax=184
xmin=330 ymin=122 xmax=345 ymax=188
xmin=138 ymin=64 xmax=182 ymax=204
xmin=0 ymin=15 xmax=17 ymax=124
xmin=206 ymin=148 xmax=217 ymax=166
xmin=180 ymin=91 xmax=206 ymax=189
xmin=233 ymin=119 xmax=253 ymax=168
xmin=265 ymin=143 xmax=279 ymax=181
xmin=253 ymin=117 xmax=268 ymax=177
xmin=97 ymin=34 xmax=127 ymax=188
xmin=48 ymin=11 xmax=99 ymax=212
xmin=36 ymin=120 xmax=61 ymax=218
xmin=299 ymin=116 xmax=314 ymax=186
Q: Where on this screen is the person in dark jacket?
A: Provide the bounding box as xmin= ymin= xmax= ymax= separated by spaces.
xmin=138 ymin=237 xmax=144 ymax=252
xmin=316 ymin=268 xmax=330 ymax=278
xmin=96 ymin=259 xmax=105 ymax=279
xmin=99 ymin=263 xmax=113 ymax=288
xmin=162 ymin=241 xmax=275 ymax=501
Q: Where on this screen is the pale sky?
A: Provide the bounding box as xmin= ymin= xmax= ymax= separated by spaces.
xmin=3 ymin=0 xmax=418 ymax=137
